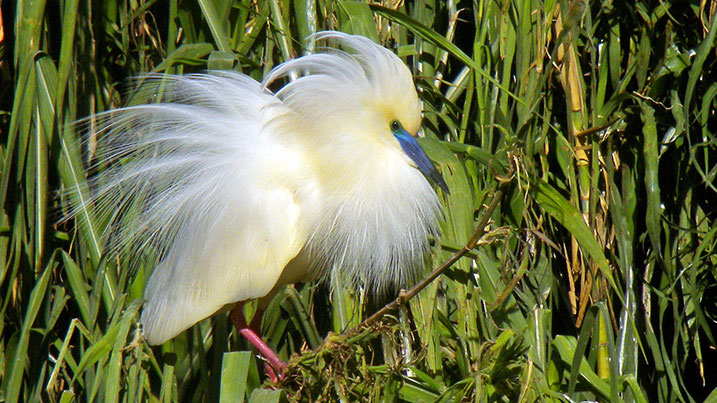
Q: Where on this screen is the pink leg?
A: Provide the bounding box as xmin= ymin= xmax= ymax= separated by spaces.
xmin=230 ymin=303 xmax=287 ymax=381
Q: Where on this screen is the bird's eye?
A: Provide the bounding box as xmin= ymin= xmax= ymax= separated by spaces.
xmin=390 ymin=120 xmax=401 ymax=132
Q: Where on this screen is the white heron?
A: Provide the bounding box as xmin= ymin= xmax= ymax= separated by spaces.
xmin=72 ymin=31 xmax=447 ymax=377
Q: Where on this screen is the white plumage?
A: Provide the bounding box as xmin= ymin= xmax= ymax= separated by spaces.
xmin=72 ymin=32 xmax=445 ymax=345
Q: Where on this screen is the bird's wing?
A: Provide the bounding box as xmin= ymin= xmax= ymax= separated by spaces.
xmin=72 ymin=72 xmax=311 ymax=344
xmin=140 ymin=181 xmax=306 ymax=345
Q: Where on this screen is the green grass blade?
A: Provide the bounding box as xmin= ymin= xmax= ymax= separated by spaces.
xmin=3 ymin=253 xmax=54 ymax=402
xmin=220 ymin=351 xmax=252 ymax=403
xmin=248 ymin=388 xmax=284 ymax=403
xmin=532 ymin=181 xmax=619 ymax=295
xmin=197 ymin=0 xmax=234 ymax=53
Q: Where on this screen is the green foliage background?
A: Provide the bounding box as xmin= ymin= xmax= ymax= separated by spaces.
xmin=1 ymin=0 xmax=717 ymax=401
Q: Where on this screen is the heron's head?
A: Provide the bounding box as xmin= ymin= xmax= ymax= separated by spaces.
xmin=358 ymin=83 xmax=446 ymax=193
xmin=264 ymin=32 xmax=448 ymax=192
xmin=354 ymin=36 xmax=448 ymax=194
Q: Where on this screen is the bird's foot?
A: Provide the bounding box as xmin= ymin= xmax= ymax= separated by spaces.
xmin=230 ymin=302 xmax=287 ymax=382
xmin=237 ymin=326 xmax=287 ymax=381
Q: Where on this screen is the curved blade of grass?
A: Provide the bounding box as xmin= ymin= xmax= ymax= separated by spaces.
xmin=104 ymin=299 xmax=142 ymax=403
xmin=152 ymin=43 xmax=215 ymax=73
xmin=533 ymin=181 xmax=619 ymax=296
xmin=552 ymin=335 xmax=612 ymax=401
xmin=3 ymin=252 xmax=54 ymax=403
xmin=338 ymin=1 xmax=379 ymax=41
xmin=198 ymin=0 xmax=233 ymax=53
xmin=640 ymin=102 xmax=662 ymax=258
xmin=70 ymin=298 xmax=139 ymax=384
xmin=684 ymin=8 xmax=717 ymax=192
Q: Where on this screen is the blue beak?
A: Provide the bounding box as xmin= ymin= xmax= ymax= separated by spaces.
xmin=394 ymin=128 xmax=449 ymax=193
